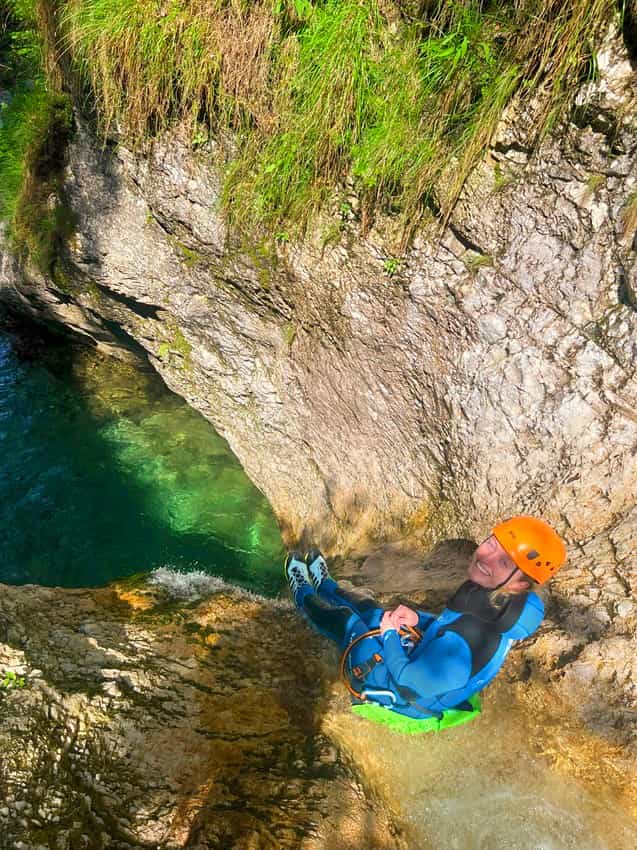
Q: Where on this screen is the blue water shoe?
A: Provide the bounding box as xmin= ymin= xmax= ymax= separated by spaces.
xmin=305 ymin=548 xmax=331 ymax=590
xmin=284 ymin=551 xmax=313 ymax=604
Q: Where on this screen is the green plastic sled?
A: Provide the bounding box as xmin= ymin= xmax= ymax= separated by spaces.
xmin=350 ymin=693 xmax=481 ymax=735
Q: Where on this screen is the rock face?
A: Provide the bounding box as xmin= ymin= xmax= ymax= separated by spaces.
xmin=2 ymin=36 xmax=635 ymax=559
xmin=0 ymin=572 xmax=405 ymax=850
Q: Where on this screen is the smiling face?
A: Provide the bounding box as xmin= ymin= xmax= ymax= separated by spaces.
xmin=467 ymin=535 xmax=531 ymax=592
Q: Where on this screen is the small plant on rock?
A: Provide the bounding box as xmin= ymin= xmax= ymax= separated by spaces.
xmin=493 ymin=162 xmax=516 ymax=193
xmin=0 ymin=670 xmax=26 ymax=691
xmin=282 ymin=321 xmax=297 ymax=346
xmin=383 ymin=257 xmax=401 ymax=276
xmin=584 ymin=172 xmax=605 ymax=198
xmin=464 ymin=253 xmax=494 ymax=273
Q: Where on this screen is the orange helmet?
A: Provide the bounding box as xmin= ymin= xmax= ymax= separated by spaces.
xmin=492 ymin=516 xmax=567 ymax=584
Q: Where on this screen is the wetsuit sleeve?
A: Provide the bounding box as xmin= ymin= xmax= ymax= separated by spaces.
xmin=416 ymin=611 xmax=436 ymax=631
xmin=508 ymin=592 xmax=545 ymax=639
xmin=382 ymin=630 xmax=470 ymax=698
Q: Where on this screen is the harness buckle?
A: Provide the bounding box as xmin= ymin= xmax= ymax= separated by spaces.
xmin=351 ymin=652 xmax=383 ymax=680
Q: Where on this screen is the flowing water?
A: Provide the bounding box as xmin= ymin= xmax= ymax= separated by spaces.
xmin=0 ymin=327 xmax=284 ymax=592
xmin=328 ymin=677 xmax=637 ymax=850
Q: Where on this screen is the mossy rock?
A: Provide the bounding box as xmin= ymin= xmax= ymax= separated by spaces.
xmin=10 ymin=91 xmax=76 ymax=276
xmin=158 ymin=325 xmax=193 ymax=370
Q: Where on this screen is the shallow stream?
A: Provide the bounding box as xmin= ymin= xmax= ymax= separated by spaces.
xmin=0 ymin=328 xmax=284 ymax=592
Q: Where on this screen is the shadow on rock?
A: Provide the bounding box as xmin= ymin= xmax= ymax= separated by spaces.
xmin=0 ymin=575 xmax=406 ymax=850
xmin=338 ymin=536 xmax=475 ymax=608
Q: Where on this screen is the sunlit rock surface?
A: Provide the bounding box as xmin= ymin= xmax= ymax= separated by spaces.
xmin=0 ymin=571 xmax=404 ymax=850
xmin=1 ymin=33 xmax=634 ymax=561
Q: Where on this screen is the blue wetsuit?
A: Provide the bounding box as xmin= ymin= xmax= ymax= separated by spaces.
xmin=296 ymin=578 xmax=544 ymax=719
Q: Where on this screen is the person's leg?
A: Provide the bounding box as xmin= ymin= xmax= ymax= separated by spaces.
xmin=285 ymin=552 xmax=315 ymax=609
xmin=301 ymin=594 xmax=364 ymax=648
xmin=321 ymin=583 xmax=384 ymax=629
xmin=305 ymin=549 xmax=384 ymax=629
xmin=285 ymin=552 xmax=368 ymax=648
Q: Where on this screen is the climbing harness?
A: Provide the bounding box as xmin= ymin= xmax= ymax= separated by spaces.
xmin=339 ymin=624 xmax=482 ymax=735
xmin=339 ymin=624 xmax=422 ymax=701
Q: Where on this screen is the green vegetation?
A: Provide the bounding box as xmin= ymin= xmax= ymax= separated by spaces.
xmin=282 ymin=321 xmax=296 ymax=346
xmin=9 ymin=91 xmax=75 ymax=273
xmin=493 ymin=162 xmax=516 ymax=193
xmin=0 ymin=2 xmax=41 ymax=86
xmin=1 ymin=1 xmax=74 ymax=273
xmin=464 ymin=252 xmax=494 ymax=272
xmin=168 ymin=235 xmax=202 ymax=268
xmin=158 ymin=325 xmax=193 ymax=367
xmin=3 ymin=1 xmax=628 ymax=248
xmin=54 ymin=0 xmax=619 ymax=241
xmin=0 ymin=84 xmax=43 ymax=226
xmin=383 ymin=257 xmax=401 ymax=276
xmin=1 ymin=0 xmax=43 ymax=226
xmin=0 ymin=670 xmax=26 ymax=691
xmin=585 ymin=172 xmax=605 ymax=196
xmin=173 ymin=328 xmax=192 ymax=359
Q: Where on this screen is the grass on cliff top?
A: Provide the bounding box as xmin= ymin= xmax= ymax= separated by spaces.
xmin=26 ymin=1 xmax=624 ymax=240
xmin=0 ymin=84 xmax=44 ymax=225
xmin=0 ymin=84 xmax=75 ymax=272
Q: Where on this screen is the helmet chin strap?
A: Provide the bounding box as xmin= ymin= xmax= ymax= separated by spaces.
xmin=491 ymin=565 xmax=521 ymax=592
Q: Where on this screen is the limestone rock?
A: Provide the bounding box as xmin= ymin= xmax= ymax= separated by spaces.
xmin=0 ymin=576 xmax=405 ymax=850
xmin=2 ymin=40 xmax=635 ymax=575
xmin=1 ymin=558 xmax=637 ymax=848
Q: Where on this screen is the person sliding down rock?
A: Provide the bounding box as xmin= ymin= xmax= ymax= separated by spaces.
xmin=285 ymin=517 xmax=567 ymax=731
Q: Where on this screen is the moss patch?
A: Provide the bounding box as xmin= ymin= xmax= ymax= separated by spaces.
xmin=621 ymin=189 xmax=637 ymax=239
xmin=157 ymin=325 xmax=193 ymax=369
xmin=168 ymin=235 xmax=203 ymax=269
xmin=464 ymin=252 xmax=494 ymax=273
xmin=282 ymin=321 xmax=297 ymax=347
xmin=11 ymin=90 xmax=75 ymax=275
xmin=1 ymin=5 xmax=75 ymax=275
xmin=493 ymin=162 xmax=517 ymax=193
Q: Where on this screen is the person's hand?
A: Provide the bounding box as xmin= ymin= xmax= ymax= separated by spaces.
xmin=380 ymin=605 xmax=419 ymax=635
xmin=390 ymin=604 xmax=419 ymax=629
xmin=380 ymin=609 xmax=401 ymax=635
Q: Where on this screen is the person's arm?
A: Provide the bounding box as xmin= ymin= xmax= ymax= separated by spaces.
xmin=381 ymin=629 xmax=471 ymax=699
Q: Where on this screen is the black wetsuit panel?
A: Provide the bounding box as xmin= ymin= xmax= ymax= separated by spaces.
xmin=303 ymin=595 xmax=352 ymax=643
xmin=438 ymin=582 xmax=528 ymax=678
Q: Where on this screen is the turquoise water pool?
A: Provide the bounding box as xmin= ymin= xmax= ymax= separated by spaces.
xmin=0 ymin=328 xmax=284 ymax=593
